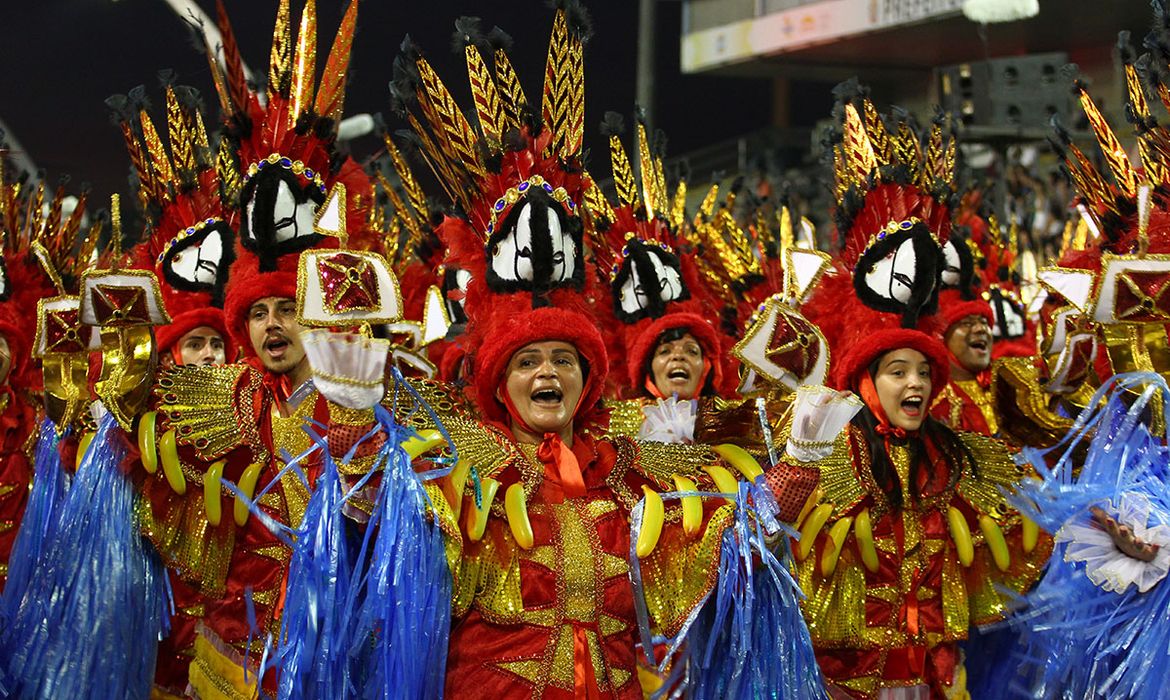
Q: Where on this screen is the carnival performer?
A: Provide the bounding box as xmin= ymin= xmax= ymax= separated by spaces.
xmin=390 ymin=6 xmax=824 ymax=697
xmin=584 ymin=112 xmax=736 ymax=443
xmin=931 ymin=289 xmax=998 ymax=435
xmin=781 ymin=85 xmax=1052 ymax=699
xmin=0 ymin=166 xmax=83 ymax=590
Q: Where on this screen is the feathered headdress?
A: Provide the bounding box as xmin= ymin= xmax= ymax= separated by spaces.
xmin=204 ymin=0 xmax=372 ymax=272
xmin=108 ymin=78 xmax=237 ymax=359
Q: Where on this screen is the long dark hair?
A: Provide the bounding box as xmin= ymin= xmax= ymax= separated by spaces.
xmin=854 ymin=359 xmax=977 ymax=510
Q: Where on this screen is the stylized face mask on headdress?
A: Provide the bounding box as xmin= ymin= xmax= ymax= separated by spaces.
xmin=442 ymin=266 xmax=472 ymax=325
xmin=0 ymin=256 xmax=10 ymax=302
xmin=240 ymin=161 xmax=327 ymax=266
xmin=485 ymin=180 xmax=583 ymax=293
xmin=613 ymin=240 xmax=685 ymax=321
xmin=988 ymin=286 xmax=1027 ymax=339
xmin=854 ymin=218 xmax=942 ymax=325
xmin=158 ymin=218 xmax=235 ymax=298
xmin=940 ymin=235 xmax=974 ymax=290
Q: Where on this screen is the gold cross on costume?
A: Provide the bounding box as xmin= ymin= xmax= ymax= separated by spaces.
xmin=91 ymin=284 xmax=150 ymax=325
xmin=765 ymin=313 xmax=819 ymax=378
xmin=44 ymin=309 xmax=85 ymax=354
xmin=1116 ymin=270 xmax=1170 ymax=321
xmin=317 ymin=252 xmax=378 ymax=314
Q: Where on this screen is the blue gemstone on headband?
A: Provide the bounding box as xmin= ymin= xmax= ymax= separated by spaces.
xmin=304 ymin=169 xmax=315 ymax=179
xmin=495 ymin=200 xmax=506 ymax=211
xmin=542 ymin=183 xmax=554 ymax=192
xmin=900 ymin=220 xmax=912 ymax=230
xmin=186 ymin=227 xmax=195 ymax=235
xmin=279 ymin=157 xmax=293 ymax=168
xmin=878 ymin=231 xmax=886 ymax=239
xmin=487 ymin=223 xmax=494 ymax=233
xmin=257 ymin=160 xmax=268 ymax=168
xmin=567 ymin=201 xmax=575 ymax=210
xmin=518 ymin=181 xmax=530 ymax=192
xmin=206 ymin=218 xmax=215 ymax=224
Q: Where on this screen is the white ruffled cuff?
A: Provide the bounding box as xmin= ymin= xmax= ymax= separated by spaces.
xmin=637 ymin=396 xmax=698 ymax=444
xmin=1059 ymin=492 xmax=1170 ymax=594
xmin=301 ymin=330 xmax=389 ymax=410
xmin=785 ymin=385 xmax=862 ymax=463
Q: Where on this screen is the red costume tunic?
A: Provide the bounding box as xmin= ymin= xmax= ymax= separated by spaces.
xmin=929 ymin=378 xmax=997 ymax=436
xmin=0 ymin=386 xmax=36 ymax=588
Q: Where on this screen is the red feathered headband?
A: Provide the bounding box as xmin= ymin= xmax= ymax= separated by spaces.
xmin=832 ymin=327 xmax=950 ymax=402
xmin=472 ymin=305 xmax=609 ymax=426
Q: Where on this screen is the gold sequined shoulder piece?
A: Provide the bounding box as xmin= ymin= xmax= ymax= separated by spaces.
xmin=812 ymin=426 xmax=869 ymax=516
xmin=956 ymin=431 xmax=1028 ymax=522
xmin=603 ymin=399 xmax=647 ymax=439
xmin=154 ymin=364 xmax=266 ymax=461
xmin=394 ymin=378 xmax=526 ymax=481
xmin=630 ymin=437 xmax=719 ymax=488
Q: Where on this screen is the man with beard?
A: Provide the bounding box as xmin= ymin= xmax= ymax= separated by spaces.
xmin=930 ymin=288 xmax=999 ymax=435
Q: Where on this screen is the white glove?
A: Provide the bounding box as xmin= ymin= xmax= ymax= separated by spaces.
xmin=301 ymin=330 xmax=389 ymax=409
xmin=785 ymin=385 xmax=862 ymax=463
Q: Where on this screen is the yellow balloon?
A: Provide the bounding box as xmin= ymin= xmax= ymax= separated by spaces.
xmin=159 ymin=429 xmax=186 ymax=495
xmin=505 ymin=483 xmax=534 ymax=550
xmin=468 ymin=478 xmax=500 ymax=543
xmin=713 ymin=443 xmax=764 ymax=481
xmin=672 ymin=474 xmax=702 ymax=538
xmin=234 ymin=462 xmax=263 ymax=527
xmin=138 ymin=411 xmax=158 ymax=474
xmin=76 ymin=431 xmax=95 ymax=471
xmin=820 ymin=516 xmax=854 ymax=578
xmin=798 ymin=503 xmax=834 ymax=561
xmin=948 ymin=506 xmax=975 ymax=567
xmin=402 ymin=429 xmax=445 ymax=460
xmin=979 ymin=515 xmax=1011 ymax=571
xmin=203 ymin=460 xmax=226 ymax=526
xmin=1021 ymin=515 xmax=1040 ymax=554
xmin=854 ymin=508 xmax=880 ymax=573
xmin=703 ymin=465 xmax=740 ymax=505
xmin=636 ymin=486 xmax=665 ymax=558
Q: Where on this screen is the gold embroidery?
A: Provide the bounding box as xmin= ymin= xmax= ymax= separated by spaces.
xmin=155 ymin=365 xmax=267 ymax=463
xmin=603 ymin=398 xmax=647 ymax=438
xmin=954 ymin=380 xmax=999 ymax=434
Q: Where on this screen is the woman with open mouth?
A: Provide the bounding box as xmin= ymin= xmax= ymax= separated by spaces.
xmin=776 ymin=326 xmax=1053 ymax=699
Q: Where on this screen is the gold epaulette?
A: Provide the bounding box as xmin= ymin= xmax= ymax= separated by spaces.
xmin=956 ymin=431 xmax=1029 ymax=523
xmin=603 ymin=398 xmax=646 ymax=439
xmin=991 ymin=357 xmax=1074 ymax=448
xmin=394 ymin=377 xmax=526 ymax=484
xmin=154 ymin=364 xmax=267 ymax=462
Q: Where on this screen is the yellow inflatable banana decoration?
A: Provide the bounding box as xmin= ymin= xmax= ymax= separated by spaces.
xmin=854 ymin=508 xmax=880 ymax=573
xmin=158 ymin=429 xmax=186 ymax=495
xmin=820 ymin=516 xmax=854 ymax=578
xmin=798 ymin=503 xmax=834 ymax=561
xmin=704 ymin=465 xmax=740 ymax=505
xmin=138 ymin=411 xmax=158 ymax=474
xmin=948 ymin=506 xmax=975 ymax=567
xmin=467 ymin=478 xmax=500 ymax=543
xmin=672 ymin=474 xmax=702 ymax=537
xmin=403 ymin=429 xmax=445 ymax=459
xmin=636 ymin=486 xmax=665 ymax=558
xmin=712 ymin=443 xmax=764 ymax=481
xmin=233 ymin=462 xmax=263 ymax=527
xmin=979 ymin=515 xmax=1011 ymax=571
xmin=505 ymin=483 xmax=534 ymax=550
xmin=203 ymin=461 xmax=226 ymax=526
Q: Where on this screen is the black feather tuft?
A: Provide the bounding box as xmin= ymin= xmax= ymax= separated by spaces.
xmin=104 ymin=94 xmax=131 ymax=124
xmin=599 ymin=112 xmax=625 ymax=138
xmin=1118 ymin=31 xmax=1136 ymax=64
xmin=127 ymin=85 xmax=150 ymax=112
xmin=549 ymin=0 xmax=594 ymax=43
xmin=157 ymin=69 xmax=177 ymax=87
xmin=831 ymin=77 xmax=867 ymax=104
xmin=486 ymin=26 xmax=514 ymax=53
xmin=453 ymin=16 xmax=484 ymax=52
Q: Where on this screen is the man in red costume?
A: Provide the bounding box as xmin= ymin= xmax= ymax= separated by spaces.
xmin=930 ymin=290 xmax=999 ymax=435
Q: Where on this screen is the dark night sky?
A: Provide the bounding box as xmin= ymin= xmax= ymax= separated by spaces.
xmin=1 ymin=0 xmax=773 ymax=203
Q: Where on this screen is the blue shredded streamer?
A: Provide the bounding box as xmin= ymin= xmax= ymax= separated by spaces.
xmin=233 ymin=371 xmax=453 ymax=699
xmin=630 ymin=479 xmax=823 ymax=699
xmin=0 ymin=413 xmax=170 ymax=700
xmin=1001 ymin=372 xmax=1170 ymax=699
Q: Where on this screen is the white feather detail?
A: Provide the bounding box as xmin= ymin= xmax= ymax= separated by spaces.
xmin=301 ymin=329 xmax=390 ymax=410
xmin=962 ymin=0 xmax=1039 ymax=23
xmin=637 ymin=396 xmax=698 ymax=444
xmin=1059 ymin=493 xmax=1170 ymax=594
